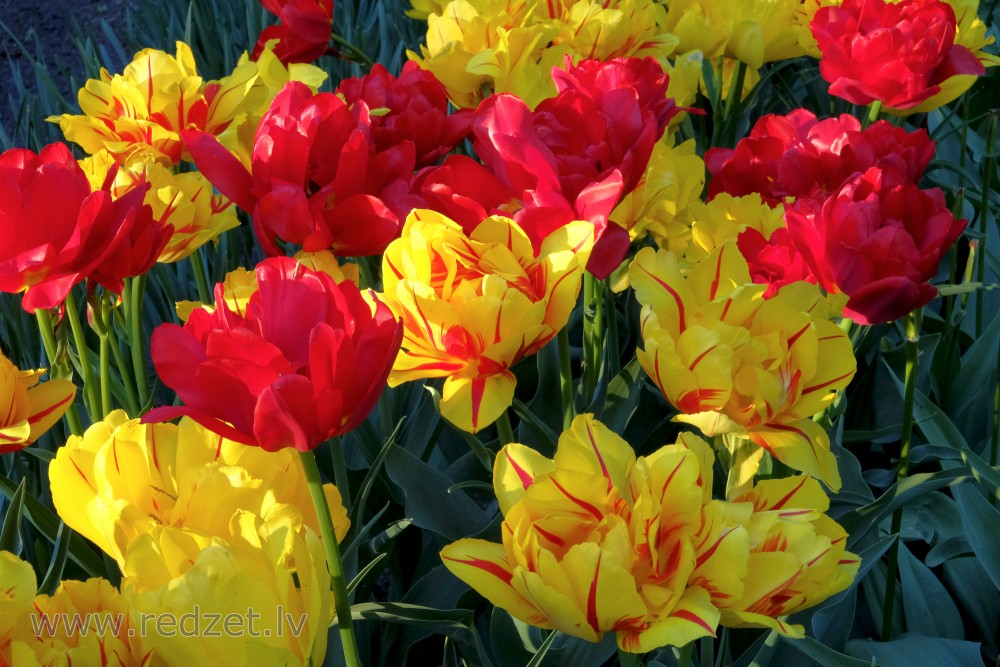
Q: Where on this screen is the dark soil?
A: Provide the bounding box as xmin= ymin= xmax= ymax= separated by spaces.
xmin=0 ymin=0 xmax=129 ymax=141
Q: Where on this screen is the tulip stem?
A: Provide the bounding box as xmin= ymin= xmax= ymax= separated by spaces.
xmin=725 ymin=61 xmax=748 ymax=147
xmin=126 ymin=276 xmax=149 ymax=410
xmin=330 ymin=33 xmax=375 ymax=68
xmin=35 ymin=310 xmax=83 ymax=436
xmin=107 ymin=327 xmax=140 ymax=417
xmin=700 ymin=636 xmax=713 ymax=667
xmin=881 ymin=309 xmax=921 ymax=641
xmin=99 ymin=333 xmax=112 ymax=417
xmin=64 ymin=292 xmax=98 ymax=421
xmin=582 ymin=273 xmax=603 ymax=401
xmin=617 ymin=647 xmax=641 ymax=667
xmin=299 ymin=450 xmax=362 ymax=667
xmin=557 ymin=328 xmax=575 ymax=430
xmin=677 ymin=640 xmax=695 ymax=666
xmin=975 ymin=110 xmax=996 ymax=337
xmin=496 ymin=410 xmax=515 ymax=446
xmin=189 ymin=250 xmax=212 ymax=305
xmin=864 ymin=101 xmax=882 ymax=129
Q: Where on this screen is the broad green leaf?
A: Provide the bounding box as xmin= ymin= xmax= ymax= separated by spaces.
xmin=783 ymin=635 xmax=876 ymax=667
xmin=897 ymin=543 xmax=964 ymax=639
xmin=0 ymin=479 xmax=26 ymax=555
xmin=488 ymin=609 xmax=536 ymax=665
xmin=38 ymin=521 xmax=72 ymax=595
xmin=846 ymin=635 xmax=983 ymax=666
xmin=952 ymin=483 xmax=1000 ymax=591
xmin=597 ymin=355 xmax=643 ymax=434
xmin=525 ymin=630 xmax=559 ymax=667
xmin=943 ymin=558 xmax=1000 ymax=649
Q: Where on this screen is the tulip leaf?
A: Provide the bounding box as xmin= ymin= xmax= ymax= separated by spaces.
xmin=0 ymin=478 xmax=26 ymax=555
xmin=925 ymin=535 xmax=973 ymax=567
xmin=943 ymin=558 xmax=1000 ymax=650
xmin=511 ymin=397 xmax=558 ymax=453
xmin=845 ymin=635 xmax=983 ymax=667
xmin=351 ymin=416 xmax=405 ymax=529
xmin=37 ymin=520 xmax=72 ymax=596
xmin=782 ymin=635 xmax=876 ymax=667
xmin=897 ymin=543 xmax=964 ymax=639
xmin=347 ymin=552 xmax=388 ymax=595
xmin=597 ymin=355 xmax=644 ymax=434
xmin=0 ymin=473 xmax=104 ymax=577
xmin=489 ymin=609 xmax=537 ymax=665
xmin=344 ymin=602 xmax=493 ymax=667
xmin=952 ymin=482 xmax=1000 ymax=592
xmin=524 ymin=630 xmax=559 ymax=667
xmin=384 ymin=447 xmax=493 ymax=540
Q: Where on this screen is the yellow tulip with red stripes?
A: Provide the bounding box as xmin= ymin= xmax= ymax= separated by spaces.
xmin=629 ymin=242 xmax=856 ymax=490
xmin=441 ymin=415 xmax=749 ymax=652
xmin=381 ymin=210 xmax=591 ymax=433
xmin=0 ymin=352 xmax=75 ymax=454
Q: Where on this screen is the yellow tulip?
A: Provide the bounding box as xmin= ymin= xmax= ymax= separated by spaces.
xmin=8 ymin=577 xmax=148 ymax=667
xmin=684 ymin=193 xmax=786 ymax=265
xmin=722 ymin=475 xmax=860 ymax=636
xmin=122 ymin=516 xmax=331 ymax=666
xmin=611 ymin=138 xmax=706 ymax=250
xmin=0 ymin=352 xmax=75 ymax=454
xmin=49 ymin=410 xmax=350 ymax=569
xmin=380 ymin=210 xmax=592 ymax=432
xmin=545 ymin=0 xmax=677 ymax=63
xmin=79 ymin=150 xmax=240 ymax=263
xmin=53 ymin=42 xmax=325 ymax=166
xmin=629 ymin=243 xmax=856 ymax=490
xmin=1 ymin=550 xmax=37 ymax=665
xmin=443 ymin=415 xmax=748 ymax=652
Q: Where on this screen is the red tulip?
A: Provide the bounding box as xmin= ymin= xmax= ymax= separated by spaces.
xmin=0 ymin=144 xmax=156 ymax=312
xmin=736 ymin=227 xmax=818 ymax=298
xmin=183 ymin=81 xmax=420 ymax=258
xmin=810 ymin=0 xmax=984 ymax=110
xmin=252 ymin=0 xmax=334 ymax=64
xmin=784 ymin=167 xmax=966 ymax=324
xmin=420 ymin=57 xmax=677 ymax=279
xmin=145 ymin=257 xmax=403 ymax=452
xmin=337 ymin=62 xmax=473 ymax=168
xmin=706 ymin=110 xmax=934 ymax=206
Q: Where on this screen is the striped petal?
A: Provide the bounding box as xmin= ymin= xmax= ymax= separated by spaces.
xmin=440 ymin=371 xmax=516 ymax=434
xmin=617 ymin=586 xmax=720 ymax=653
xmin=493 ymin=443 xmax=554 ymax=514
xmin=748 ymin=419 xmax=841 ymax=491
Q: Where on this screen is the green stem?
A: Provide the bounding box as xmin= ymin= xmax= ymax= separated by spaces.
xmin=700 ymin=636 xmax=713 ymax=667
xmin=496 ymin=410 xmax=515 ymax=446
xmin=328 ymin=437 xmax=352 ymax=510
xmin=677 ymin=640 xmax=695 ymax=667
xmin=882 ymin=310 xmax=921 ymax=641
xmin=64 ymin=293 xmax=98 ymax=421
xmin=356 ymin=257 xmax=377 ymax=291
xmin=864 ymin=100 xmax=882 ymax=129
xmin=975 ymin=110 xmax=996 ymax=337
xmin=616 ymin=647 xmax=642 ymax=667
xmin=108 ymin=328 xmax=139 ymax=417
xmin=604 ymin=280 xmax=620 ymax=379
xmin=35 ymin=310 xmax=82 ymax=435
xmin=99 ymin=334 xmax=111 ymax=417
xmin=557 ymin=328 xmax=575 ymax=430
xmin=299 ymin=450 xmax=362 ymax=667
xmin=330 ymin=33 xmax=375 ymax=68
xmin=127 ymin=276 xmax=149 ymax=410
xmin=582 ymin=273 xmax=603 ymax=400
xmin=726 ymin=61 xmax=749 ymax=146
xmin=189 ymin=250 xmax=212 ymax=305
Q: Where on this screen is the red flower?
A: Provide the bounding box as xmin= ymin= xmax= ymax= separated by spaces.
xmin=420 ymin=57 xmax=676 ymax=279
xmin=0 ymin=144 xmax=156 ymax=312
xmin=338 ymin=62 xmax=473 ymax=168
xmin=145 ymin=257 xmax=403 ymax=452
xmin=784 ymin=168 xmax=966 ymax=324
xmin=252 ymin=0 xmax=334 ymax=64
xmin=706 ymin=110 xmax=934 ymax=206
xmin=183 ymin=81 xmax=419 ymax=257
xmin=737 ymin=227 xmax=818 ymax=298
xmin=810 ymin=0 xmax=984 ymax=110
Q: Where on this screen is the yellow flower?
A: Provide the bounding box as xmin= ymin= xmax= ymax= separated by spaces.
xmin=684 ymin=193 xmax=786 ymax=265
xmin=53 ymin=42 xmax=325 ymax=166
xmin=175 ymin=251 xmax=359 ymax=321
xmin=629 ymin=242 xmax=856 ymax=490
xmin=610 ymin=138 xmax=706 ymax=249
xmin=9 ymin=578 xmax=149 ymax=667
xmin=442 ymin=415 xmax=749 ymax=652
xmin=48 ymin=410 xmax=350 ymax=569
xmin=380 ymin=210 xmax=592 ymax=432
xmin=122 ymin=517 xmax=331 ymax=666
xmin=722 ymin=475 xmax=860 ymax=636
xmin=0 ymin=351 xmax=75 ymax=454
xmin=408 ymin=0 xmax=560 ymax=108
xmin=1 ymin=550 xmax=37 ymax=664
xmin=545 ymin=0 xmax=677 ymax=63
xmin=79 ymin=150 xmax=240 ymax=263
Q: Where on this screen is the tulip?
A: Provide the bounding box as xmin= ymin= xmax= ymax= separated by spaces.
xmin=722 ymin=475 xmax=860 ymax=636
xmin=0 ymin=551 xmax=36 ymax=666
xmin=146 ymin=256 xmax=402 ymax=452
xmin=706 ymin=109 xmax=935 ymax=206
xmin=0 ymin=352 xmax=75 ymax=454
xmin=380 ymin=209 xmax=591 ymax=432
xmin=183 ymin=81 xmax=419 ymax=257
xmin=337 ymin=62 xmax=473 ymax=168
xmin=7 ymin=577 xmax=149 ymax=667
xmin=122 ymin=518 xmax=331 ymax=666
xmin=810 ymin=0 xmax=985 ymax=111
xmin=252 ymin=0 xmax=334 ymax=64
xmin=53 ymin=42 xmax=326 ymax=167
xmin=442 ymin=415 xmax=746 ymax=652
xmin=49 ymin=410 xmax=350 ymax=569
xmin=784 ymin=167 xmax=967 ymax=324
xmin=79 ymin=151 xmax=240 ymax=263
xmin=629 ymin=242 xmax=856 ymax=489
xmin=0 ymin=144 xmax=154 ymax=312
